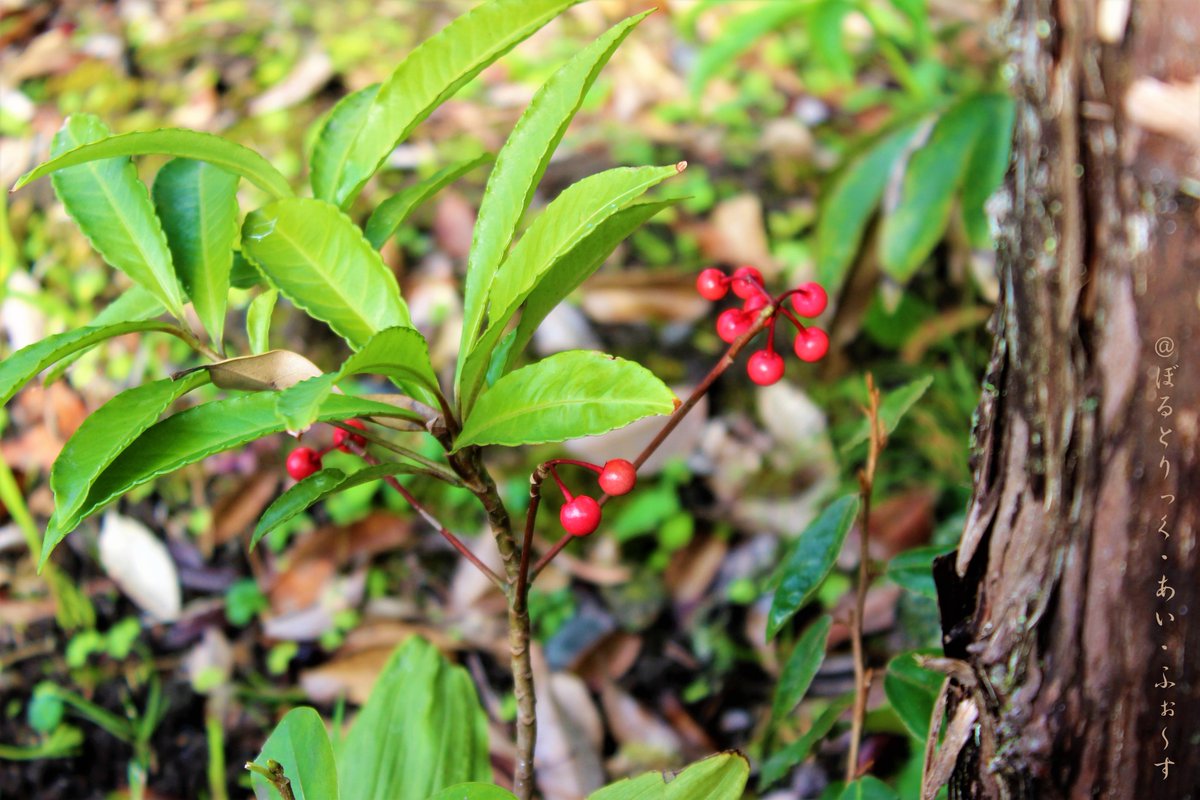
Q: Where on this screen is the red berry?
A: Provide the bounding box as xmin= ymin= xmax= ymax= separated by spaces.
xmin=598 ymin=459 xmax=637 ymax=496
xmin=286 ymin=446 xmax=323 ymax=480
xmin=696 ymin=268 xmax=728 ymax=301
xmin=742 ymin=294 xmax=769 ymax=315
xmin=716 ymin=308 xmax=752 ymax=343
xmin=747 ymin=349 xmax=785 ymax=385
xmin=560 ymin=495 xmax=602 ymax=536
xmin=333 ymin=419 xmax=368 ymax=452
xmin=794 ymin=327 xmax=830 ymax=362
xmin=731 ymin=266 xmax=764 ymax=299
xmin=791 ymin=283 xmax=828 ymax=317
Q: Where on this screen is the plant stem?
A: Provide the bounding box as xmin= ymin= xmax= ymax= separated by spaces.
xmin=330 ymin=421 xmax=463 ymax=486
xmin=847 ymin=373 xmax=885 ymax=783
xmin=245 ymin=761 xmax=296 ymax=800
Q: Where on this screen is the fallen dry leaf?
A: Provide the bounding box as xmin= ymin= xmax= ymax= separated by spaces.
xmin=98 ymin=512 xmax=182 ymax=622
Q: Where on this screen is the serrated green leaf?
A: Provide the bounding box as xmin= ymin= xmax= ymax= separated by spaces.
xmin=41 ymin=393 xmax=424 ymax=565
xmin=839 ymin=776 xmax=900 ymax=800
xmin=365 ymin=154 xmax=492 ymax=249
xmin=310 ymin=84 xmax=380 ymax=203
xmin=587 ymin=752 xmax=749 ymax=800
xmin=17 ymin=125 xmax=291 ymax=199
xmin=883 ymin=651 xmax=944 ymax=740
xmin=250 ymin=708 xmax=338 ymax=800
xmin=771 ymin=615 xmax=832 ymax=724
xmin=841 ymin=375 xmax=933 ymax=452
xmin=759 ymin=693 xmax=853 ymax=789
xmin=338 ymin=637 xmax=490 ymax=800
xmin=247 ymin=289 xmax=278 ymax=354
xmin=767 ymin=495 xmax=860 ymax=639
xmin=459 ymin=165 xmax=681 ymax=410
xmin=1 ymin=322 xmax=178 ymax=406
xmin=320 ymin=0 xmax=580 ymax=208
xmin=455 ymin=351 xmax=675 ymax=451
xmin=880 ymin=97 xmax=995 ymax=282
xmin=252 ymin=463 xmax=425 ymax=549
xmin=960 ymin=94 xmax=1015 ymax=247
xmin=426 ymin=785 xmax=518 ymax=800
xmin=152 ymin=159 xmax=239 ymax=345
xmin=459 ymin=11 xmax=649 ymax=368
xmin=885 ymin=543 xmax=953 ymax=599
xmin=816 ymin=121 xmax=922 ymax=295
xmin=230 ymin=251 xmax=264 ymax=289
xmin=47 ymin=115 xmax=186 ymax=319
xmin=49 ymin=371 xmax=210 ymax=543
xmin=241 ymin=197 xmax=411 ymax=348
xmin=43 ymin=288 xmax=167 ymax=385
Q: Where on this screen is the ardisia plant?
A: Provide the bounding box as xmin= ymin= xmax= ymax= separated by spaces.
xmin=2 ymin=1 xmax=831 ymax=797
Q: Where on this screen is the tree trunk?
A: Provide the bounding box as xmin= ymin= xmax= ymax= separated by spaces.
xmin=934 ymin=0 xmax=1199 ymax=797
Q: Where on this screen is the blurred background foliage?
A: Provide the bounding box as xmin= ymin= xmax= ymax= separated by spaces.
xmin=0 ymin=1 xmax=1009 ymax=797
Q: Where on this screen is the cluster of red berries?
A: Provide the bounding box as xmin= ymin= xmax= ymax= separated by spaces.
xmin=551 ymin=458 xmax=637 ymax=537
xmin=696 ymin=266 xmax=830 ymax=385
xmin=285 ymin=419 xmax=368 ymax=480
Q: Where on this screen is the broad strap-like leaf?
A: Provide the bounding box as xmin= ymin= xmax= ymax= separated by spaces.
xmin=318 ymin=0 xmax=581 ymax=208
xmin=365 ymin=154 xmax=492 ymax=249
xmin=250 ymin=708 xmax=339 ymax=800
xmin=338 ymin=637 xmax=490 ymax=800
xmin=458 ymin=165 xmax=682 ymax=410
xmin=960 ymin=93 xmax=1015 ymax=247
xmin=16 ymin=126 xmax=292 ymax=199
xmin=587 ymin=752 xmax=750 ymax=800
xmin=771 ymin=614 xmax=832 ymax=724
xmin=47 ymin=114 xmax=186 ymax=319
xmin=152 ymin=158 xmax=240 ymax=345
xmin=880 ymin=97 xmax=993 ymax=282
xmin=883 ymin=651 xmax=944 ymax=740
xmin=49 ymin=371 xmax=210 ymax=544
xmin=426 ymin=785 xmax=518 ymax=800
xmin=41 ymin=392 xmax=425 ymax=565
xmin=273 ymin=326 xmax=438 ymax=432
xmin=310 ymin=84 xmax=380 ymax=202
xmin=252 ymin=463 xmax=425 ymax=549
xmin=766 ymin=495 xmax=860 ymax=639
xmin=759 ymin=694 xmax=853 ymax=789
xmin=1 ymin=321 xmax=180 ymax=406
xmin=689 ymin=1 xmax=808 ymax=96
xmin=454 ymin=350 xmax=675 ymax=451
xmin=241 ymin=197 xmax=411 ymax=347
xmin=246 ymin=289 xmax=278 ymax=354
xmin=459 ymin=11 xmax=650 ymax=364
xmin=816 ymin=120 xmax=922 ymax=295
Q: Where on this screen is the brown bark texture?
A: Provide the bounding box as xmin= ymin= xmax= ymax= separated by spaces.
xmin=935 ymin=0 xmax=1199 ymax=798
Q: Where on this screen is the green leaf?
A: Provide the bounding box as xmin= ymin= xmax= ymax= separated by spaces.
xmin=841 ymin=375 xmax=933 ymax=452
xmin=885 ymin=543 xmax=953 ymax=599
xmin=47 ymin=115 xmax=186 ymax=319
xmin=811 ymin=1 xmax=854 ymax=82
xmin=459 ymin=165 xmax=681 ymax=409
xmin=41 ymin=393 xmax=424 ymax=565
xmin=767 ymin=495 xmax=860 ymax=639
xmin=310 ymin=84 xmax=380 ymax=202
xmin=17 ymin=125 xmax=292 ymax=199
xmin=1 ymin=322 xmax=177 ymax=406
xmin=588 ymin=752 xmax=750 ymax=800
xmin=838 ymin=776 xmax=900 ymax=800
xmin=426 ymin=786 xmax=518 ymax=800
xmin=49 ymin=371 xmax=210 ymax=542
xmin=241 ymin=198 xmax=411 ymax=348
xmin=273 ymin=326 xmax=438 ymax=432
xmin=459 ymin=11 xmax=649 ymax=365
xmin=771 ymin=615 xmax=832 ymax=724
xmin=247 ymin=289 xmax=278 ymax=354
xmin=338 ymin=637 xmax=490 ymax=800
xmin=960 ymin=94 xmax=1015 ymax=247
xmin=152 ymin=158 xmax=239 ymax=345
xmin=231 ymin=251 xmax=264 ymax=289
xmin=759 ymin=693 xmax=853 ymax=788
xmin=883 ymin=651 xmax=944 ymax=740
xmin=318 ymin=0 xmax=580 ymax=208
xmin=252 ymin=462 xmax=427 ymax=549
xmin=455 ymin=351 xmax=675 ymax=451
xmin=42 ymin=288 xmax=167 ymax=385
xmin=879 ymin=98 xmax=994 ymax=282
xmin=365 ymin=154 xmax=492 ymax=249
xmin=816 ymin=121 xmax=922 ymax=295
xmin=504 ymin=199 xmax=676 ymax=374
xmin=251 ymin=708 xmax=338 ymax=800
xmin=689 ymin=1 xmax=808 ymax=96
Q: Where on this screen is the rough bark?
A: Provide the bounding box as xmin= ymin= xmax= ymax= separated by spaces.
xmin=935 ymin=0 xmax=1199 ymax=797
